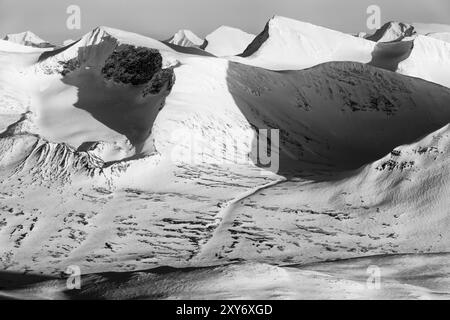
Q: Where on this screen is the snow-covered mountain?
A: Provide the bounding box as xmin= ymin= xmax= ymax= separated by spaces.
xmin=3 ymin=31 xmax=55 ymax=48
xmin=365 ymin=22 xmax=417 ymax=42
xmin=203 ymin=26 xmax=255 ymax=56
xmin=233 ymin=16 xmax=450 ymax=88
xmin=1 ymin=20 xmax=450 ymax=299
xmin=3 ymin=255 xmax=449 ymax=299
xmin=166 ymin=29 xmax=205 ymax=48
xmin=235 ymin=16 xmax=375 ymax=70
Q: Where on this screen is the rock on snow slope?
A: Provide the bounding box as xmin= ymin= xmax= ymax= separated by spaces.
xmin=0 ymin=18 xmax=449 ymax=297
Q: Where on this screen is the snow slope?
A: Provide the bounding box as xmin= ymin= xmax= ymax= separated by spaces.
xmin=3 ymin=31 xmax=55 ymax=48
xmin=193 ymin=123 xmax=450 ymax=265
xmin=395 ymin=35 xmax=450 ymax=87
xmin=203 ymin=26 xmax=255 ymax=57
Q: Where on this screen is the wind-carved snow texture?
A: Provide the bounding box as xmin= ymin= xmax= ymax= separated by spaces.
xmin=0 ymin=16 xmax=450 ymax=299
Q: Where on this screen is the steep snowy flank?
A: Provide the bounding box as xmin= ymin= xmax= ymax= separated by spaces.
xmin=166 ymin=29 xmax=205 ymax=48
xmin=203 ymin=26 xmax=255 ymax=57
xmin=365 ymin=22 xmax=416 ymax=42
xmin=3 ymin=31 xmax=55 ymax=48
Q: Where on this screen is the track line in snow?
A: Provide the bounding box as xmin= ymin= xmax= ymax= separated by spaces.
xmin=191 ymin=175 xmax=287 ymax=263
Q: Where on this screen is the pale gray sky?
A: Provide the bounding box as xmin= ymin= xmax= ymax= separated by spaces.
xmin=1 ymin=0 xmax=449 ymax=44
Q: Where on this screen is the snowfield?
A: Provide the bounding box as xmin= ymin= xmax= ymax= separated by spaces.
xmin=0 ymin=16 xmax=449 ymax=300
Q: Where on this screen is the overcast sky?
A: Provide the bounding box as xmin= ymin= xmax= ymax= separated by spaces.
xmin=1 ymin=0 xmax=449 ymax=44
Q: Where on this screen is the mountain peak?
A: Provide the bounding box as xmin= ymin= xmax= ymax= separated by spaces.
xmin=239 ymin=15 xmax=367 ymax=64
xmin=365 ymin=21 xmax=416 ymax=42
xmin=167 ymin=29 xmax=204 ymax=48
xmin=3 ymin=31 xmax=55 ymax=48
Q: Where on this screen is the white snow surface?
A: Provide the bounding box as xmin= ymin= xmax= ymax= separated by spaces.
xmin=203 ymin=26 xmax=255 ymax=57
xmin=428 ymin=32 xmax=450 ymax=43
